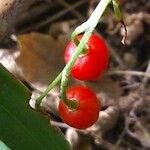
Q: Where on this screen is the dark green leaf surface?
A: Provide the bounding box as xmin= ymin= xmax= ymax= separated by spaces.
xmin=0 ymin=64 xmax=70 ymax=150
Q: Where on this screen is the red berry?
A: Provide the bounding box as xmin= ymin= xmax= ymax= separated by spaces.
xmin=64 ymin=34 xmax=109 ymax=80
xmin=58 ymin=86 xmax=100 ymax=129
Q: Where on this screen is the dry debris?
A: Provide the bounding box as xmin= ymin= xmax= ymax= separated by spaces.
xmin=0 ymin=0 xmax=150 ymax=149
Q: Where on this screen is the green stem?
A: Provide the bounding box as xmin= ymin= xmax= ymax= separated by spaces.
xmin=60 ymin=0 xmax=111 ymax=107
xmin=60 ymin=30 xmax=92 ymax=108
xmin=35 ymin=72 xmax=62 ymax=109
xmin=71 ymin=22 xmax=87 ymax=45
xmin=34 ymin=0 xmax=112 ymax=110
xmin=71 ymin=0 xmax=111 ymax=43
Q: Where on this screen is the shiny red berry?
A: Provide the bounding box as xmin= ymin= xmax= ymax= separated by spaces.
xmin=58 ymin=86 xmax=100 ymax=129
xmin=64 ymin=34 xmax=109 ymax=80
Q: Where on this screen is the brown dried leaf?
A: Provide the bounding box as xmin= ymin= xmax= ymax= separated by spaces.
xmin=16 ymin=32 xmax=65 ymax=84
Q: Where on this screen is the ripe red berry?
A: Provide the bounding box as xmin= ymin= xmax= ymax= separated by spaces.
xmin=64 ymin=34 xmax=109 ymax=80
xmin=58 ymin=86 xmax=100 ymax=129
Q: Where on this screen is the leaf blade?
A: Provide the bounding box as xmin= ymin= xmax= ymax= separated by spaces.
xmin=0 ymin=64 xmax=70 ymax=150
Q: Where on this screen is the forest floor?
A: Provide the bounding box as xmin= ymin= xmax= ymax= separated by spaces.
xmin=0 ymin=0 xmax=150 ymax=150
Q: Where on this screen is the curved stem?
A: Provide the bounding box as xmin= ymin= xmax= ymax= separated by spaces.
xmin=72 ymin=0 xmax=112 ymax=44
xmin=35 ymin=72 xmax=62 ymax=109
xmin=71 ymin=22 xmax=88 ymax=45
xmin=60 ymin=0 xmax=111 ymax=106
xmin=60 ymin=30 xmax=92 ymax=106
xmin=34 ymin=0 xmax=112 ymax=110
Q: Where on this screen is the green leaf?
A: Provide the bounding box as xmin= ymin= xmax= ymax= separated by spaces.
xmin=0 ymin=64 xmax=70 ymax=150
xmin=0 ymin=140 xmax=11 ymax=150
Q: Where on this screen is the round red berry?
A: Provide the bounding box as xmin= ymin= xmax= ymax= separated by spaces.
xmin=58 ymin=86 xmax=100 ymax=129
xmin=64 ymin=34 xmax=109 ymax=80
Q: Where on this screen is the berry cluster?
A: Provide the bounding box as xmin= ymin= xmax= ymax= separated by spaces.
xmin=58 ymin=34 xmax=109 ymax=129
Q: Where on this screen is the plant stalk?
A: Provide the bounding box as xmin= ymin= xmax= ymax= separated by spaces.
xmin=35 ymin=72 xmax=62 ymax=109
xmin=60 ymin=0 xmax=111 ymax=107
xmin=35 ymin=0 xmax=112 ymax=109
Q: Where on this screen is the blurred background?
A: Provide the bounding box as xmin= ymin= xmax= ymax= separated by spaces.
xmin=0 ymin=0 xmax=150 ymax=149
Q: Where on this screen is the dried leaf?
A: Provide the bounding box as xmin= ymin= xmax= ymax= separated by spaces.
xmin=16 ymin=32 xmax=65 ymax=84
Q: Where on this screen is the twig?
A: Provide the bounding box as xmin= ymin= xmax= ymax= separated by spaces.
xmin=100 ymin=140 xmax=124 ymax=150
xmin=56 ymin=0 xmax=85 ymax=21
xmin=142 ymin=60 xmax=150 ymax=86
xmin=23 ymin=0 xmax=87 ymax=32
xmin=114 ymin=128 xmax=126 ymax=149
xmin=107 ymin=70 xmax=150 ymax=78
xmin=60 ymin=0 xmax=112 ymax=105
xmin=121 ymin=83 xmax=140 ymax=90
xmin=50 ymin=120 xmax=88 ymax=134
xmin=50 ymin=120 xmax=70 ymax=129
